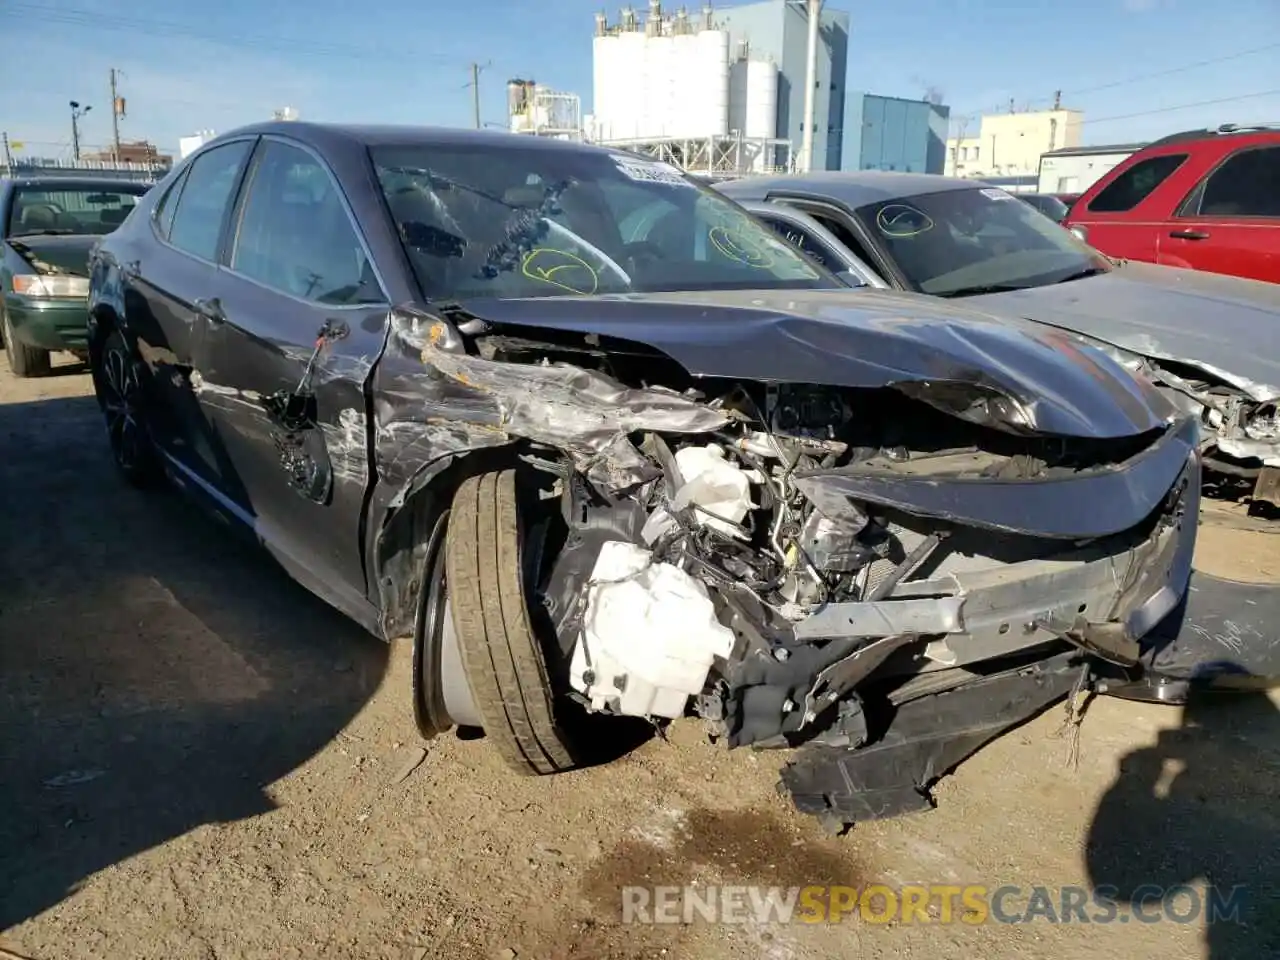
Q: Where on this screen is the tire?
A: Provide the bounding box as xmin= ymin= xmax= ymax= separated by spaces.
xmin=90 ymin=327 xmax=162 ymax=487
xmin=445 ymin=468 xmax=578 ymax=775
xmin=1 ymin=308 xmax=52 ymax=378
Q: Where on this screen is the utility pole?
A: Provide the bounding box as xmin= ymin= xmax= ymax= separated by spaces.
xmin=69 ymin=101 xmax=91 ymax=161
xmin=471 ymin=63 xmax=481 ymax=129
xmin=110 ymin=68 xmax=123 ymax=162
xmin=2 ymin=132 xmax=13 ymax=175
xmin=467 ymin=61 xmax=491 ymax=129
xmin=1053 ymin=89 xmax=1062 ymax=110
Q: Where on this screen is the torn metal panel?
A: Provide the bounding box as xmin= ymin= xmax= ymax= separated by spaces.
xmin=278 ymin=343 xmax=377 ymax=386
xmin=320 ymin=407 xmax=371 ymax=487
xmin=437 ymin=289 xmax=1177 ymax=440
xmin=800 ymin=634 xmax=918 ymax=724
xmin=379 ymin=305 xmax=730 ymax=490
xmin=373 ymin=419 xmax=510 ymax=478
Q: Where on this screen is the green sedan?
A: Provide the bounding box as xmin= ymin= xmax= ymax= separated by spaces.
xmin=1 ymin=177 xmax=151 ymax=377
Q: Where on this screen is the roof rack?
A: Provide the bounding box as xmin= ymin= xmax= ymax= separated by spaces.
xmin=1146 ymin=122 xmax=1280 ymax=148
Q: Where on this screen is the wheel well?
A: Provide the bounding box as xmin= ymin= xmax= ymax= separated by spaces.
xmin=373 ymin=446 xmax=518 ymax=641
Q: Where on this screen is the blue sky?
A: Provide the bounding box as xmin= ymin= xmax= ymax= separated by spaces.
xmin=3 ymin=0 xmax=1277 ymax=158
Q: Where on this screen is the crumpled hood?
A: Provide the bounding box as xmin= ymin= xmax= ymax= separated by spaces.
xmin=972 ymin=262 xmax=1280 ymax=402
xmin=454 ymin=287 xmax=1176 ymax=440
xmin=5 ymin=234 xmax=99 ymax=278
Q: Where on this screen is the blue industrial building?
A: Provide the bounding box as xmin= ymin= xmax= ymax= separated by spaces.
xmin=714 ymin=0 xmax=850 ymax=171
xmin=842 ymin=93 xmax=951 ymax=174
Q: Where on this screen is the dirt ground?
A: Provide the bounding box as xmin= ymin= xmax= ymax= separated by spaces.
xmin=2 ymin=356 xmax=1278 ymax=960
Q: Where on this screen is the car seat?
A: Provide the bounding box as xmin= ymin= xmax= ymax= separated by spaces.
xmin=16 ymin=204 xmax=60 ymax=232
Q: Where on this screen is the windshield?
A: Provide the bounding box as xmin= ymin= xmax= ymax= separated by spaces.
xmin=853 ymin=186 xmax=1110 ymax=297
xmin=8 ymin=185 xmax=148 ymax=238
xmin=370 ymin=144 xmax=835 ymax=300
xmin=1023 ymin=194 xmax=1069 ymax=222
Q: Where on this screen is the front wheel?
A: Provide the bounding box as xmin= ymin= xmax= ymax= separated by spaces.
xmin=90 ymin=328 xmax=162 ymax=487
xmin=444 ymin=468 xmax=579 ymax=775
xmin=1 ymin=308 xmax=52 ymax=378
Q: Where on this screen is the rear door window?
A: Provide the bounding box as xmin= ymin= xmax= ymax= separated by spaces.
xmin=167 ymin=140 xmax=253 ymax=261
xmin=1181 ymin=145 xmax=1280 ymax=218
xmin=153 ymin=167 xmax=191 ymax=241
xmin=1086 ymin=153 xmax=1188 ymax=213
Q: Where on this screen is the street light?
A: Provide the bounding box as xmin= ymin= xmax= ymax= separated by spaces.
xmin=69 ymin=100 xmax=92 ymax=161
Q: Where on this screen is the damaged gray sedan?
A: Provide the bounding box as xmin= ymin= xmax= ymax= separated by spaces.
xmin=87 ymin=123 xmax=1203 ymax=829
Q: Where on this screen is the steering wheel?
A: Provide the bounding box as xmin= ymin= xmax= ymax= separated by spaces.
xmin=543 ymin=220 xmax=631 ymax=284
xmin=623 ymin=240 xmax=668 ymax=266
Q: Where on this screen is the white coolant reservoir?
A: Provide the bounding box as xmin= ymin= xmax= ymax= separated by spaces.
xmin=671 ymin=444 xmax=754 ymax=536
xmin=569 ymin=541 xmax=737 ymax=719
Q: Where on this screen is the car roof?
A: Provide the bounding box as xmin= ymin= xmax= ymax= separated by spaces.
xmin=718 ymin=170 xmax=981 ymax=206
xmin=200 ymin=120 xmax=636 ymax=160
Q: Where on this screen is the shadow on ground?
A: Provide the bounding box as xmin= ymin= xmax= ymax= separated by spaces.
xmin=0 ymin=395 xmax=389 ymax=931
xmin=1086 ymin=688 xmax=1280 ymax=957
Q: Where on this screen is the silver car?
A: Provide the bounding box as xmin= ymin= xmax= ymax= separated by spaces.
xmin=716 ymin=171 xmax=1280 ymax=515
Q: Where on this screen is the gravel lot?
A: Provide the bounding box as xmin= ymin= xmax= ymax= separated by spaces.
xmin=2 ymin=355 xmax=1278 ymax=960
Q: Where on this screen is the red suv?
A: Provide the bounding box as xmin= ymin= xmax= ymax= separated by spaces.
xmin=1063 ymin=124 xmax=1280 ymax=284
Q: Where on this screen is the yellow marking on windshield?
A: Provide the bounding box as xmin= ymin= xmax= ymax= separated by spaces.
xmin=521 ymin=248 xmax=600 ymax=295
xmin=876 ymin=203 xmax=935 ymax=238
xmin=708 ymin=226 xmax=775 ymax=267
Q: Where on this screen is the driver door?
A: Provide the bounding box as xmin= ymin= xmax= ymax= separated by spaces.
xmin=189 ymin=136 xmax=390 ymax=621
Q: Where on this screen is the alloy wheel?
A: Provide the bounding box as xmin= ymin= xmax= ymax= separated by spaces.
xmin=98 ymin=334 xmax=146 ymax=472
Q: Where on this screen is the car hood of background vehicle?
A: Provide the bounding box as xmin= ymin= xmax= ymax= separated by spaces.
xmin=4 ymin=234 xmax=98 ymax=277
xmin=972 ymin=262 xmax=1280 ymax=402
xmin=454 ymin=288 xmax=1175 ymax=440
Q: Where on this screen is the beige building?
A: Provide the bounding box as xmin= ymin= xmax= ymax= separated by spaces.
xmin=946 ymin=108 xmax=1083 ymax=181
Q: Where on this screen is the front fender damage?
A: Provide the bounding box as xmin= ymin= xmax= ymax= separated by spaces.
xmin=371 ymin=303 xmax=1209 ymax=829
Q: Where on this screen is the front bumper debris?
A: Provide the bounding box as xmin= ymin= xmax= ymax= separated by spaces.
xmin=1134 ymin=570 xmax=1280 ymax=687
xmin=782 ymin=649 xmax=1085 ymax=829
xmin=795 ymin=455 xmax=1197 ymax=668
xmin=772 ymin=452 xmax=1204 ymax=829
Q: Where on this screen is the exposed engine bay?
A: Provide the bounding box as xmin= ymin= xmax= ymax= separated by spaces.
xmin=385 ymin=304 xmax=1201 ymax=830
xmin=530 ymin=377 xmax=1183 ymax=744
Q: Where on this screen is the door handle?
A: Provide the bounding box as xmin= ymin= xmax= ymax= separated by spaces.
xmin=1169 ymin=229 xmax=1210 ymax=240
xmin=192 ymin=296 xmax=226 ymax=324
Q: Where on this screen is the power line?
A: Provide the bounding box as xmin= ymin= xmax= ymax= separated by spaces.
xmin=947 ymin=89 xmax=1280 ymax=139
xmin=951 ymin=42 xmax=1280 ymax=120
xmin=8 ymin=2 xmax=477 ymax=64
xmin=1079 ymin=88 xmax=1280 ymax=126
xmin=1060 ymin=42 xmax=1280 ymax=99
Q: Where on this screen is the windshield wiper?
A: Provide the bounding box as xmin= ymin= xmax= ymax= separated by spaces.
xmin=1054 ymin=266 xmax=1107 ymax=284
xmin=940 ymin=283 xmax=1029 ymax=298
